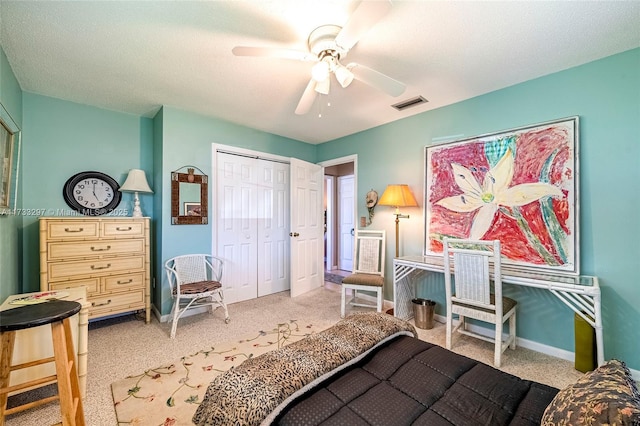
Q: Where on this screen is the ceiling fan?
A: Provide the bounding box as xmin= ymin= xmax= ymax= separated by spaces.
xmin=232 ymin=0 xmax=406 ymax=115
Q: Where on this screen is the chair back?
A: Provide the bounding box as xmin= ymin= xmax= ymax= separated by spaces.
xmin=165 ymin=254 xmax=223 ymax=289
xmin=443 ymin=238 xmax=502 ymax=312
xmin=352 ymin=230 xmax=385 ymax=277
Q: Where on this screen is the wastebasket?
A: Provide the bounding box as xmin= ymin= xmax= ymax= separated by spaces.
xmin=412 ymin=298 xmax=435 ymax=330
xmin=574 ymin=312 xmax=596 ymax=372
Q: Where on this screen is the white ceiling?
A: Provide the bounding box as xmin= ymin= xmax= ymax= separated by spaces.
xmin=1 ymin=1 xmax=638 ymax=144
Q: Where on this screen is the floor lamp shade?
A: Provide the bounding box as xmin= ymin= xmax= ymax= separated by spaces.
xmin=119 ymin=169 xmax=153 ymax=217
xmin=378 ymin=184 xmax=418 ymax=257
xmin=378 ymin=184 xmax=418 ymax=209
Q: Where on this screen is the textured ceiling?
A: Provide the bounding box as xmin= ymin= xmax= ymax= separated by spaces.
xmin=1 ymin=1 xmax=638 ymax=144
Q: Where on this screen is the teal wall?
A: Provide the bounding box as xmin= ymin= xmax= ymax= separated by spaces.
xmin=19 ymin=94 xmax=154 ymax=292
xmin=155 ymin=106 xmax=315 ymax=315
xmin=0 ymin=46 xmax=23 ymax=301
xmin=318 ymin=48 xmax=640 ymax=369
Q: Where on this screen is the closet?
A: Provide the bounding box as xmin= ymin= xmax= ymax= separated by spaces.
xmin=215 ymin=150 xmax=290 ymax=304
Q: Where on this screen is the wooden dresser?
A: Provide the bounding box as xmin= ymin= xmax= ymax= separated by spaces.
xmin=39 ymin=217 xmax=151 ymax=323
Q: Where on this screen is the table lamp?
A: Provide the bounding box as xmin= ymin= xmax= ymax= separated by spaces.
xmin=378 ymin=184 xmax=418 ymax=257
xmin=119 ymin=169 xmax=153 ymax=217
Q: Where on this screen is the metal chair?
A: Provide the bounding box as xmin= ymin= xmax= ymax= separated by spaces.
xmin=340 ymin=230 xmax=386 ymax=318
xmin=443 ymin=238 xmax=516 ymax=367
xmin=164 ymin=254 xmax=230 ymax=339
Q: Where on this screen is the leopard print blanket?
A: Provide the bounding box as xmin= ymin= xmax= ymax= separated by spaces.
xmin=192 ymin=312 xmax=416 ymax=426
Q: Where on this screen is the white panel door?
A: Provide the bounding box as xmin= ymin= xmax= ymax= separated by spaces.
xmin=338 ymin=175 xmax=355 ymax=271
xmin=216 ymin=152 xmax=258 ymax=303
xmin=257 ymin=159 xmax=290 ymax=296
xmin=289 ymin=158 xmax=324 ymax=297
xmin=324 ymin=176 xmax=335 ymax=270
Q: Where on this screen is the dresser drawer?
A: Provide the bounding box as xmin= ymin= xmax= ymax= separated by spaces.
xmin=89 ymin=289 xmax=145 ymax=317
xmin=48 ymin=256 xmax=145 ymax=280
xmin=102 ymin=221 xmax=145 ymax=238
xmin=49 ymin=278 xmax=100 ymax=296
xmin=103 ymin=272 xmax=144 ymax=292
xmin=47 ymin=221 xmax=99 ymax=239
xmin=48 ymin=239 xmax=144 ymax=260
xmin=47 ymin=239 xmax=145 ymax=260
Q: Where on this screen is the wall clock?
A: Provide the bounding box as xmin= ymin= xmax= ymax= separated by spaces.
xmin=62 ymin=171 xmax=122 ymax=216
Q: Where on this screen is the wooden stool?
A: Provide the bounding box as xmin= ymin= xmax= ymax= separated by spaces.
xmin=0 ymin=300 xmax=85 ymax=426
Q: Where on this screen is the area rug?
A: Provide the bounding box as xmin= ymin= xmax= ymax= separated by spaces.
xmin=324 ymin=272 xmax=345 ymax=284
xmin=111 ymin=320 xmax=333 ymax=426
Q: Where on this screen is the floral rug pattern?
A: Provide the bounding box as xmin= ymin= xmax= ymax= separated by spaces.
xmin=111 ymin=320 xmax=332 ymax=425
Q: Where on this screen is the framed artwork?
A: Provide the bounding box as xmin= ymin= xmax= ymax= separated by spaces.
xmin=0 ymin=104 xmax=20 ymax=211
xmin=183 ymin=202 xmax=202 ymax=216
xmin=424 ymin=117 xmax=579 ymax=275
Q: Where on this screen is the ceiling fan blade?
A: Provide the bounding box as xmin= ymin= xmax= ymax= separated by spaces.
xmin=232 ymin=46 xmax=315 ymax=62
xmin=349 ymin=63 xmax=406 ymax=97
xmin=335 ymin=0 xmax=392 ymax=51
xmin=295 ymin=79 xmax=319 ymax=115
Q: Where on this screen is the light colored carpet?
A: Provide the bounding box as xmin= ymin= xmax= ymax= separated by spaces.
xmin=111 ymin=319 xmax=334 ymax=425
xmin=5 ymin=283 xmax=583 ymax=426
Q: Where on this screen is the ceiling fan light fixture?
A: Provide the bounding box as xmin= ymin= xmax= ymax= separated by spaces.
xmin=334 ymin=62 xmax=354 ymax=88
xmin=314 ymin=76 xmax=330 ymax=95
xmin=311 ymin=60 xmax=330 ymax=82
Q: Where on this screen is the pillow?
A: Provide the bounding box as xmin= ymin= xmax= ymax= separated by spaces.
xmin=542 ymin=359 xmax=640 ymax=425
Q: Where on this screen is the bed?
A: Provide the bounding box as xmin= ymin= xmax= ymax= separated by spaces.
xmin=192 ymin=312 xmax=640 ymax=426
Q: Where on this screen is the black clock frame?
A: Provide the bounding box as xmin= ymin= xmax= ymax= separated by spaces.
xmin=62 ymin=171 xmax=122 ymax=216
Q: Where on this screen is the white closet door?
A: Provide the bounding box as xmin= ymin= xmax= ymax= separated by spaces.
xmin=289 ymin=158 xmax=324 ymax=297
xmin=257 ymin=159 xmax=290 ymax=296
xmin=216 ymin=152 xmax=258 ymax=303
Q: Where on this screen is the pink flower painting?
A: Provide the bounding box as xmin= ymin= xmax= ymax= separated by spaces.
xmin=426 ymin=117 xmax=578 ymax=273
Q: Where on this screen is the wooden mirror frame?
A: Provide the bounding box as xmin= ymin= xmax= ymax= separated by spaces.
xmin=171 ymin=170 xmax=208 ymax=225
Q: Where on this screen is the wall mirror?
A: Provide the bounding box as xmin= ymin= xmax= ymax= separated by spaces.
xmin=171 ymin=167 xmax=208 ymax=225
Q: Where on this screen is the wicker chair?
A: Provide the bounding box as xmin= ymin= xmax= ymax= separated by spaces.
xmin=340 ymin=230 xmax=386 ymax=318
xmin=164 ymin=254 xmax=230 ymax=339
xmin=443 ymin=238 xmax=516 ymax=367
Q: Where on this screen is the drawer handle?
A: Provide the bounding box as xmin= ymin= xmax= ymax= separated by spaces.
xmin=64 ymin=227 xmax=84 ymax=233
xmin=90 ymin=263 xmax=111 ymax=270
xmin=116 ymin=227 xmax=132 ymax=231
xmin=117 ymin=279 xmax=133 ymax=285
xmin=90 ymin=245 xmax=111 ymax=252
xmin=92 ymin=299 xmax=112 ymax=307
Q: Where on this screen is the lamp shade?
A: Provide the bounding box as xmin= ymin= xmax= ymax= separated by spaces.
xmin=378 ymin=184 xmax=418 ymax=208
xmin=311 ymin=60 xmax=330 ymax=82
xmin=314 ymin=76 xmax=330 ymax=95
xmin=334 ymin=63 xmax=354 ymax=88
xmin=119 ymin=169 xmax=153 ymax=193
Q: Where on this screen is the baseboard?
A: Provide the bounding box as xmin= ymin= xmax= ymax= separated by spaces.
xmin=345 ymin=290 xmax=393 ymax=312
xmin=433 ymin=313 xmax=575 ymax=360
xmin=155 ymin=305 xmax=211 ymax=323
xmin=428 ymin=313 xmax=640 ymax=382
xmin=151 ymin=304 xmax=164 ymax=322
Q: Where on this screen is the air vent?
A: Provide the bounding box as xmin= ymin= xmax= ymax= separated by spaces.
xmin=392 ymin=96 xmax=428 ymax=111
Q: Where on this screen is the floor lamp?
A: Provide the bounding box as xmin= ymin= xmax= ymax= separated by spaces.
xmin=378 ymin=184 xmax=418 ymax=258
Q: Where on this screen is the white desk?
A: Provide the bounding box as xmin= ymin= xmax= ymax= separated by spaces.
xmin=393 ymin=255 xmax=603 ymax=365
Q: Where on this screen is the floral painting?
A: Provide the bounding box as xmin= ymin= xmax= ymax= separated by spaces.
xmin=425 ymin=117 xmax=579 ymax=274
